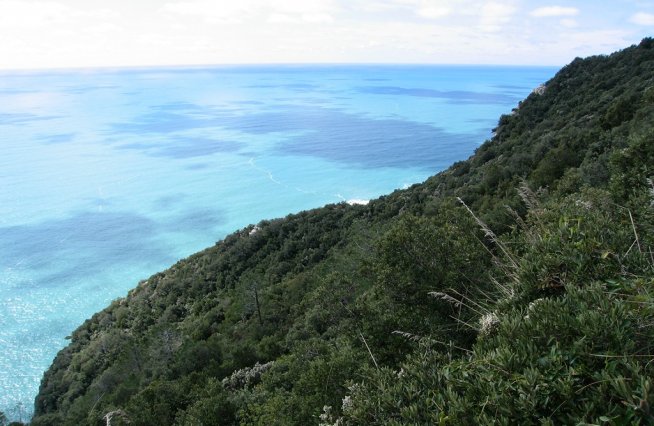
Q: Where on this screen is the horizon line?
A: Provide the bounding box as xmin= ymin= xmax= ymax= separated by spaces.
xmin=0 ymin=61 xmax=564 ymax=74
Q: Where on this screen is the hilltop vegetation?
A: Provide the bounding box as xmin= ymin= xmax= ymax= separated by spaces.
xmin=31 ymin=39 xmax=654 ymax=425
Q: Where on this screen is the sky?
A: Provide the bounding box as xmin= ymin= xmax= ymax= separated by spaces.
xmin=0 ymin=0 xmax=652 ymax=70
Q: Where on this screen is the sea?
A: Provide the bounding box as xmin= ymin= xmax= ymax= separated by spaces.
xmin=0 ymin=64 xmax=556 ymax=420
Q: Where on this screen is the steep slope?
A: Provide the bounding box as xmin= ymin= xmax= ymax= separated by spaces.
xmin=32 ymin=39 xmax=654 ymax=425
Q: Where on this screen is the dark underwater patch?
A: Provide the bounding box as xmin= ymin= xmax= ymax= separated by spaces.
xmin=494 ymin=84 xmax=532 ymax=90
xmin=109 ymin=103 xmax=485 ymax=169
xmin=38 ymin=133 xmax=75 ymax=144
xmin=110 ymin=111 xmax=208 ymax=134
xmin=356 ymin=86 xmax=521 ymax=105
xmin=162 ymin=208 xmax=226 ymax=232
xmin=184 ymin=163 xmax=211 ymax=170
xmin=0 ymin=211 xmax=171 ymax=288
xmin=0 ymin=113 xmax=58 ymax=125
xmin=153 ymin=193 xmax=188 ymax=210
xmin=246 ymin=83 xmax=320 ymax=91
xmin=215 ymin=105 xmax=486 ymax=169
xmin=119 ymin=136 xmax=242 ymax=159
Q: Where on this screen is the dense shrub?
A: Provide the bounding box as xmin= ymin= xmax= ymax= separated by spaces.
xmin=32 ymin=39 xmax=654 ymax=425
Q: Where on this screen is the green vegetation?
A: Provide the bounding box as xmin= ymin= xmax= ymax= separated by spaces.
xmin=32 ymin=39 xmax=654 ymax=425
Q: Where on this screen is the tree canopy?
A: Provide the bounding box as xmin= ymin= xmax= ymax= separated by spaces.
xmin=32 ymin=39 xmax=654 ymax=425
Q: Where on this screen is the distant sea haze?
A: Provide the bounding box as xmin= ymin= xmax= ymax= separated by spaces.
xmin=0 ymin=64 xmax=556 ymax=419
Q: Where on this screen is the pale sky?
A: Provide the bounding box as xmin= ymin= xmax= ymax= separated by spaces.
xmin=0 ymin=0 xmax=652 ymax=70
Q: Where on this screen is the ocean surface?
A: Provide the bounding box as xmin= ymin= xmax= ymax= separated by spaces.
xmin=0 ymin=64 xmax=556 ymax=419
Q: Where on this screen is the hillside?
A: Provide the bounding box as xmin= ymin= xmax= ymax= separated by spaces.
xmin=29 ymin=39 xmax=654 ymax=425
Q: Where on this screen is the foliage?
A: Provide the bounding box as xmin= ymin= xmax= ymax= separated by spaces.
xmin=31 ymin=39 xmax=654 ymax=425
xmin=339 ymin=192 xmax=654 ymax=425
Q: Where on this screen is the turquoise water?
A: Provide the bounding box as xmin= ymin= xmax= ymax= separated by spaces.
xmin=0 ymin=65 xmax=556 ymax=419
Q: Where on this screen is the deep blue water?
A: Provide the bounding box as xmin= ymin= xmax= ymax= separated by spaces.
xmin=0 ymin=64 xmax=556 ymax=419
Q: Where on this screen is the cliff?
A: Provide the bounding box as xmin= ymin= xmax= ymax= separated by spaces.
xmin=32 ymin=39 xmax=654 ymax=425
